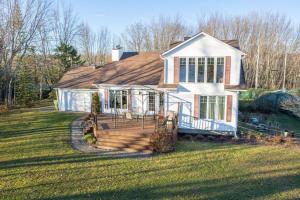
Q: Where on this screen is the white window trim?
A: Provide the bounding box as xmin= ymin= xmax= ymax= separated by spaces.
xmin=109 ymin=90 xmax=128 ymax=110
xmin=178 ymin=56 xmax=225 ymax=84
xmin=199 ymin=95 xmax=226 ymax=121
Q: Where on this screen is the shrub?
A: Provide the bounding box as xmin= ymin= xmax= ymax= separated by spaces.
xmin=150 ymin=126 xmax=176 ymax=153
xmin=91 ymin=92 xmax=100 ymax=114
xmin=53 ymin=100 xmax=58 ymax=110
xmin=83 ymin=134 xmax=96 ymax=145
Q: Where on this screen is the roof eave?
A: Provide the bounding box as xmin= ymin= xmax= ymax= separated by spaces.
xmin=161 ymin=31 xmax=246 ymax=57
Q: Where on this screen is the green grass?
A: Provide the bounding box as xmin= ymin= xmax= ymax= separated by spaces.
xmin=1 ymin=110 xmax=300 ymax=199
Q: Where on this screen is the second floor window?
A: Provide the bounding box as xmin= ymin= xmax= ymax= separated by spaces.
xmin=207 ymin=58 xmax=214 ymax=83
xmin=217 ymin=58 xmax=224 ymax=83
xmin=179 ymin=58 xmax=186 ymax=82
xmin=197 ymin=58 xmax=205 ymax=83
xmin=188 ymin=58 xmax=195 ymax=82
xmin=177 ymin=57 xmax=225 ymax=84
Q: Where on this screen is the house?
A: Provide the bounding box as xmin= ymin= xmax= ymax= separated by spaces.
xmin=54 ymin=32 xmax=246 ymax=135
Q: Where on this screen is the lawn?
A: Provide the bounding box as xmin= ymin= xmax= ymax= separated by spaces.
xmin=1 ymin=110 xmax=300 ymax=199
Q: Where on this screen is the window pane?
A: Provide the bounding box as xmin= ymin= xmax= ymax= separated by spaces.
xmin=188 ymin=58 xmax=195 ymax=82
xmin=208 ymin=96 xmax=216 ymax=119
xmin=149 ymin=92 xmax=155 ymax=112
xmin=109 ymin=90 xmax=114 ymax=108
xmin=179 ymin=58 xmax=186 ymax=82
xmin=207 ymin=58 xmax=214 ymax=83
xmin=197 ymin=58 xmax=205 ymax=83
xmin=217 ymin=58 xmax=224 ymax=83
xmin=116 ymin=91 xmax=121 ymax=109
xmin=218 ymin=96 xmax=225 ymax=120
xmin=200 ymin=96 xmax=207 ymax=119
xmin=122 ymin=90 xmax=127 ymax=109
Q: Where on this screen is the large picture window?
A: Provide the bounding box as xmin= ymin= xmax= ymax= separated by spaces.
xmin=188 ymin=58 xmax=195 ymax=82
xmin=207 ymin=58 xmax=214 ymax=83
xmin=198 ymin=96 xmax=225 ymax=120
xmin=217 ymin=58 xmax=224 ymax=83
xmin=109 ymin=90 xmax=128 ymax=109
xmin=179 ymin=58 xmax=186 ymax=82
xmin=197 ymin=57 xmax=205 ymax=83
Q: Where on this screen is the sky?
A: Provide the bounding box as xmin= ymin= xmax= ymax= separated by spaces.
xmin=56 ymin=0 xmax=300 ymax=35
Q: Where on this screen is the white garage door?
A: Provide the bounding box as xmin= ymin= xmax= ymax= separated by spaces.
xmin=66 ymin=91 xmax=91 ymax=112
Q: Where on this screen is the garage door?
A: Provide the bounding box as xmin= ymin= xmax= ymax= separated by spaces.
xmin=66 ymin=91 xmax=91 ymax=112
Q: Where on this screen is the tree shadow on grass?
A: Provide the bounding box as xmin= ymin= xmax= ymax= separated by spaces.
xmin=37 ymin=172 xmax=300 ymax=200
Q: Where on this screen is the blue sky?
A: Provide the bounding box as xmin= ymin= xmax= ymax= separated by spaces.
xmin=57 ymin=0 xmax=300 ymax=34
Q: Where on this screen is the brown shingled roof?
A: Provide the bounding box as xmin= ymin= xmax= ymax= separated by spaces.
xmin=55 ymin=52 xmax=164 ymax=89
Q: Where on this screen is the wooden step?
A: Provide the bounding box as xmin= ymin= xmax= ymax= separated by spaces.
xmin=96 ymin=141 xmax=151 ymax=149
xmin=98 ymin=136 xmax=150 ymax=143
xmin=97 ymin=131 xmax=152 ymax=137
xmin=95 ymin=144 xmax=152 ymax=153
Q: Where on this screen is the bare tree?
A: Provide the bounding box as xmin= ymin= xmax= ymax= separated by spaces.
xmin=0 ymin=0 xmax=51 ymax=106
xmin=79 ymin=23 xmax=111 ymax=65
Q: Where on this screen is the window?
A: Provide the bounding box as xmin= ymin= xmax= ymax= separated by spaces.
xmin=115 ymin=91 xmax=121 ymax=109
xmin=179 ymin=58 xmax=186 ymax=82
xmin=197 ymin=58 xmax=205 ymax=83
xmin=207 ymin=58 xmax=214 ymax=83
xmin=122 ymin=91 xmax=127 ymax=109
xmin=217 ymin=58 xmax=224 ymax=83
xmin=218 ymin=96 xmax=225 ymax=120
xmin=149 ymin=92 xmax=155 ymax=112
xmin=109 ymin=90 xmax=127 ymax=109
xmin=199 ymin=96 xmax=207 ymax=119
xmin=198 ymin=96 xmax=226 ymax=120
xmin=159 ymin=92 xmax=164 ymax=113
xmin=188 ymin=58 xmax=195 ymax=82
xmin=109 ymin=90 xmax=115 ymax=108
xmin=208 ymin=96 xmax=216 ymax=119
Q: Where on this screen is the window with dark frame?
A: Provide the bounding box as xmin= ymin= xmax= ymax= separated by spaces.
xmin=179 ymin=58 xmax=186 ymax=82
xmin=188 ymin=58 xmax=195 ymax=82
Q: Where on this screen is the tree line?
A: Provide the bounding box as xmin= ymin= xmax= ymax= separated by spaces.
xmin=0 ymin=0 xmax=299 ymax=107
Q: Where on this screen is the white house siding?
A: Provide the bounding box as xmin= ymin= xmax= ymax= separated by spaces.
xmin=164 ymin=88 xmax=238 ymax=132
xmin=162 ymin=34 xmax=243 ymax=133
xmin=164 ymin=34 xmax=243 ymax=85
xmin=57 ymin=89 xmax=95 ymax=112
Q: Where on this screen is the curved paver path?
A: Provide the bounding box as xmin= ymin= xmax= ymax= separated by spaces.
xmin=70 ymin=115 xmax=152 ymax=158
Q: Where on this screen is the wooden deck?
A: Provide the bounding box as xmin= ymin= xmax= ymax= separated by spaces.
xmin=95 ymin=114 xmax=156 ymax=153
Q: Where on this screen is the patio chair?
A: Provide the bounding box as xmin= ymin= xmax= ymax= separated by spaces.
xmin=125 ymin=112 xmax=133 ymax=120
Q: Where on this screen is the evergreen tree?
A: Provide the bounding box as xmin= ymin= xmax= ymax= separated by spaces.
xmin=54 ymin=43 xmax=84 ymax=72
xmin=15 ymin=65 xmax=39 ymax=106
